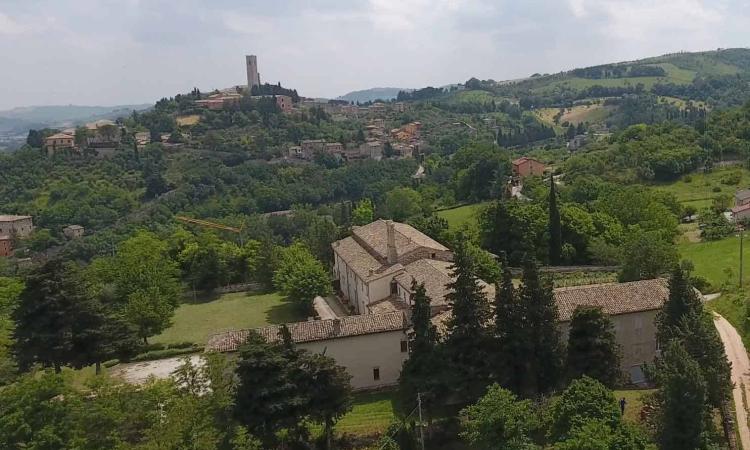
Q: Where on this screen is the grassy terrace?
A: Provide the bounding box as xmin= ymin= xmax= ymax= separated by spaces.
xmin=436 ymin=202 xmax=487 ymax=230
xmin=152 ymin=291 xmax=302 ymax=345
xmin=653 ymin=166 xmax=750 ymax=210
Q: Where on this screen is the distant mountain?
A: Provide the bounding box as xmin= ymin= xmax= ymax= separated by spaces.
xmin=0 ymin=104 xmax=151 ymax=135
xmin=336 ymin=87 xmax=411 ymax=103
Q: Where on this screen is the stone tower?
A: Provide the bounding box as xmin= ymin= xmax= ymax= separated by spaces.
xmin=246 ymin=55 xmax=260 ymax=91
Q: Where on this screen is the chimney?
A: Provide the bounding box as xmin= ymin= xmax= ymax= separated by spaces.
xmin=386 ymin=220 xmax=397 ymax=265
xmin=332 ymin=318 xmax=341 ymax=336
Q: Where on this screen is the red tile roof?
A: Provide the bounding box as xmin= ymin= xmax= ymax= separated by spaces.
xmin=205 ymin=311 xmax=407 ymax=353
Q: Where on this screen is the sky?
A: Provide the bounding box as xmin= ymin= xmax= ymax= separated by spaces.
xmin=0 ymin=0 xmax=748 ymax=110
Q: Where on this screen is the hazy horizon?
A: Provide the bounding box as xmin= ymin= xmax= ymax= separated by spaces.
xmin=1 ymin=0 xmax=749 ymax=110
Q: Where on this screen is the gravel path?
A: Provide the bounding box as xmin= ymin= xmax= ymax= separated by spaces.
xmin=714 ymin=313 xmax=750 ymax=450
xmin=110 ymin=355 xmax=204 ymax=384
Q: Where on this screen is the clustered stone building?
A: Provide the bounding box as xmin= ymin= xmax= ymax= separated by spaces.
xmin=208 ymin=219 xmax=672 ymax=390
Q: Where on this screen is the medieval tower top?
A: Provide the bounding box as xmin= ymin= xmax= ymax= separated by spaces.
xmin=246 ymin=55 xmax=260 ymax=90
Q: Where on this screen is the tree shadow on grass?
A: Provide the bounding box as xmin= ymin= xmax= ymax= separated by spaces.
xmin=265 ymin=297 xmax=306 ymax=324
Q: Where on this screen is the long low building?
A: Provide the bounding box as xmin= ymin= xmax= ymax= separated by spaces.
xmin=207 ymin=311 xmax=409 ymax=390
xmin=432 ymin=278 xmax=671 ymax=384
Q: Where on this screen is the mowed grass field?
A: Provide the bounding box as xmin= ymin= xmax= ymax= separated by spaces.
xmin=152 ymin=291 xmax=302 ymax=345
xmin=436 ymin=202 xmax=487 ymax=230
xmin=335 ymin=390 xmax=398 ymax=436
xmin=679 ymin=235 xmax=749 ymax=289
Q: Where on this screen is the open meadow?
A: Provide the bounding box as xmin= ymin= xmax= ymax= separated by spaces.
xmin=152 ymin=291 xmax=302 ymax=345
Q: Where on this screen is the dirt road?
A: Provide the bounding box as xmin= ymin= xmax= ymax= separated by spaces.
xmin=714 ymin=313 xmax=750 ymax=450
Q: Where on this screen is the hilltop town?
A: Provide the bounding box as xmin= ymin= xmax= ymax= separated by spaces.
xmin=2 ymin=47 xmax=750 ymax=450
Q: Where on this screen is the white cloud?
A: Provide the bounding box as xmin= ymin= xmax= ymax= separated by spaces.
xmin=0 ymin=12 xmax=51 ymax=35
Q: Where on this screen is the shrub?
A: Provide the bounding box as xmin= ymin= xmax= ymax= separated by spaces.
xmin=721 ymin=171 xmax=742 ymax=185
xmin=129 ymin=346 xmax=203 ymax=362
xmin=712 ymin=186 xmax=721 ymax=193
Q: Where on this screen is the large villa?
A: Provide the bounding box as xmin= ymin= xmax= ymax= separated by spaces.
xmin=207 ymin=219 xmax=672 ymax=389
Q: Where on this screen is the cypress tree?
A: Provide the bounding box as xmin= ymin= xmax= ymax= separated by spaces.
xmin=548 ymin=174 xmax=562 ymax=265
xmin=518 ymin=256 xmax=563 ymax=396
xmin=565 ymin=306 xmax=621 ymax=387
xmin=444 ymin=234 xmax=491 ymax=402
xmin=493 ymin=253 xmax=528 ymax=393
xmin=399 ymin=280 xmax=442 ymax=413
xmin=656 ymin=266 xmax=703 ymax=344
xmin=653 ymin=341 xmax=708 ymax=450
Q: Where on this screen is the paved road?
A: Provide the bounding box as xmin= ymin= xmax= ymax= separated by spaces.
xmin=714 ymin=313 xmax=750 ymax=450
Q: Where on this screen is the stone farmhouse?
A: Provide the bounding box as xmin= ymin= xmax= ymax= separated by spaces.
xmin=0 ymin=215 xmax=33 ymax=238
xmin=207 ymin=220 xmax=673 ymax=390
xmin=512 ymin=156 xmax=547 ymax=177
xmin=44 ymin=132 xmax=76 ymax=155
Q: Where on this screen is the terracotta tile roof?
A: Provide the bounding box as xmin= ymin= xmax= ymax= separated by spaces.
xmin=368 ymin=297 xmax=409 ymax=314
xmin=333 ymin=236 xmax=405 ymax=281
xmin=431 ymin=278 xmax=669 ymax=336
xmin=205 ymin=311 xmax=407 ymax=353
xmin=45 ymin=132 xmax=74 ymax=140
xmin=555 ymin=278 xmax=669 ymax=322
xmin=732 ymin=203 xmax=750 ymax=214
xmin=395 ymin=259 xmax=494 ymax=308
xmin=350 ymin=219 xmax=448 ymax=261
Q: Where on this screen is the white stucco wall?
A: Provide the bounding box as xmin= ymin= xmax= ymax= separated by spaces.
xmin=558 ymin=309 xmax=660 ymax=382
xmin=298 ymin=329 xmax=409 ymax=390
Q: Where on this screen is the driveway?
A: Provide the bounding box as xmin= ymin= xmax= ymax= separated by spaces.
xmin=714 ymin=313 xmax=750 ymax=450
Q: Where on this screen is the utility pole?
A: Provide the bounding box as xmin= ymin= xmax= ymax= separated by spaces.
xmin=740 ymin=224 xmax=745 ymax=288
xmin=417 ymin=392 xmax=425 ymax=450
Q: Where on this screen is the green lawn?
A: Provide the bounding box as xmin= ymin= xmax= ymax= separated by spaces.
xmin=652 ymin=166 xmax=750 ymax=206
xmin=708 ymin=292 xmax=750 ymax=347
xmin=613 ymin=389 xmax=655 ymax=424
xmin=335 ymin=390 xmax=398 ymax=436
xmin=152 ymin=292 xmax=302 ymax=345
xmin=679 ymin=235 xmax=749 ymax=289
xmin=436 ymin=202 xmax=487 ymax=230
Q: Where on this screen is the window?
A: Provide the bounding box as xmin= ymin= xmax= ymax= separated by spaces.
xmin=431 ymin=253 xmax=436 ymax=259
xmin=400 ymin=340 xmax=408 ymax=352
xmin=390 ymin=280 xmax=398 ymax=295
xmin=373 ymin=367 xmax=380 ymax=381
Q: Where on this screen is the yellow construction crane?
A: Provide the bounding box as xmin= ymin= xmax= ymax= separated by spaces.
xmin=175 ymin=216 xmax=245 ymax=244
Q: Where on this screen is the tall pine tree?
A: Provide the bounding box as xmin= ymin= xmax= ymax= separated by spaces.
xmin=565 ymin=306 xmax=621 ymax=387
xmin=445 ymin=234 xmax=491 ymax=402
xmin=652 ymin=341 xmax=708 ymax=450
xmin=493 ymin=253 xmax=528 ymax=393
xmin=518 ymin=256 xmax=563 ymax=396
xmin=548 ymin=173 xmax=562 ymax=265
xmin=399 ymin=280 xmax=443 ymax=414
xmin=656 ymin=266 xmax=703 ymax=344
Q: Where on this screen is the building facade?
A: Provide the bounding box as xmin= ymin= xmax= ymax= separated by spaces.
xmin=0 ymin=236 xmax=12 ymax=257
xmin=332 ymin=220 xmax=454 ymax=314
xmin=0 ymin=215 xmax=33 ymax=238
xmin=555 ymin=278 xmax=669 ymax=383
xmin=512 ymin=156 xmax=546 ymax=177
xmin=44 ymin=133 xmax=76 ymax=156
xmin=63 ymin=225 xmax=84 ymax=239
xmin=207 ymin=312 xmax=409 ymax=390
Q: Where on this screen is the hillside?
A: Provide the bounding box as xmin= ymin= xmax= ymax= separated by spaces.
xmin=336 ymin=87 xmax=410 ymax=103
xmin=0 ymin=104 xmax=151 ymax=134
